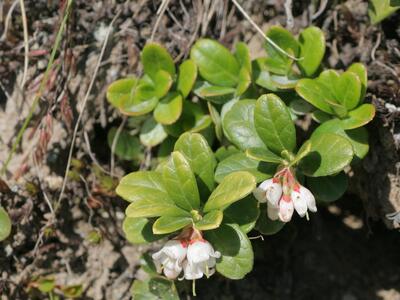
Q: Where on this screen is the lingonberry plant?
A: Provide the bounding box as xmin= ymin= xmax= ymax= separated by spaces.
xmin=106 ymin=25 xmax=375 ymax=298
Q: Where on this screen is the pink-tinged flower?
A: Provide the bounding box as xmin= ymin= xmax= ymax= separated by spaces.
xmin=278 ymin=194 xmax=294 ymax=222
xmin=152 ymin=240 xmax=187 ymax=279
xmin=253 ymin=178 xmax=282 ymax=206
xmin=291 ymin=185 xmax=317 ymax=217
xmin=183 ymin=239 xmax=221 ymax=280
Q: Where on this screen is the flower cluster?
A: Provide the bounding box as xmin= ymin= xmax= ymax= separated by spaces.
xmin=254 ymin=167 xmax=317 ymax=222
xmin=152 ymin=229 xmax=221 ymax=281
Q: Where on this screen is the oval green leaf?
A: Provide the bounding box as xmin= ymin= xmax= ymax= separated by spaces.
xmin=191 ymin=39 xmax=240 ymax=87
xmin=153 ymin=216 xmax=193 ymax=234
xmin=177 ymin=59 xmax=197 ymax=98
xmin=163 ymin=151 xmax=200 ymax=211
xmin=254 ymin=94 xmax=296 ymax=155
xmin=194 ymin=210 xmax=223 ymax=231
xmin=106 ymin=77 xmax=137 ymax=108
xmin=245 ymin=147 xmax=283 ymax=164
xmin=297 ymin=26 xmax=325 ymax=77
xmin=123 ymin=217 xmax=165 ymax=244
xmin=139 ymin=117 xmax=168 ymax=147
xmin=340 ymin=104 xmax=376 ymax=129
xmin=153 ymin=92 xmax=183 ymax=125
xmin=0 ymin=207 xmax=11 ymax=241
xmin=205 ymin=224 xmax=253 ymax=280
xmin=307 ymin=172 xmax=348 ymax=203
xmin=107 ymin=127 xmax=141 ymax=161
xmin=223 ymin=195 xmax=260 ymax=233
xmin=141 ymin=43 xmax=175 ymax=80
xmin=204 ymin=171 xmax=256 ymax=212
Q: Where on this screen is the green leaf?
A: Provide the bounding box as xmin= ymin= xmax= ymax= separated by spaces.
xmin=223 ymin=100 xmax=265 ymax=150
xmin=120 ymin=96 xmax=159 ymax=117
xmin=256 ymin=207 xmax=285 ymax=235
xmin=153 ymin=92 xmax=183 ymax=125
xmin=264 ymin=26 xmax=299 ymax=75
xmin=163 ymin=152 xmax=200 ymax=211
xmin=195 ymin=210 xmax=223 ymax=231
xmin=348 ymin=63 xmax=367 ymax=101
xmin=205 ymin=224 xmax=253 ymax=280
xmin=125 ymin=199 xmax=188 ymax=219
xmin=254 ymin=94 xmax=296 ymax=155
xmin=236 ymin=67 xmax=251 ymax=96
xmin=194 ymin=82 xmax=236 ymax=104
xmin=223 ymin=195 xmax=259 ymax=233
xmin=177 ymin=59 xmax=197 ymax=98
xmin=153 ymin=70 xmax=173 ymax=99
xmin=252 ymin=58 xmax=278 ymax=91
xmin=334 ymin=71 xmax=361 ymax=110
xmin=289 ymin=98 xmax=313 ymax=116
xmin=139 ymin=117 xmax=168 ymax=147
xmin=270 ymin=74 xmax=299 ymax=89
xmin=312 ymin=119 xmax=369 ymax=160
xmin=107 ymin=127 xmax=141 ymax=160
xmin=215 ymin=146 xmax=240 ymax=162
xmin=116 ymin=171 xmax=169 ymax=203
xmin=123 ymin=217 xmax=165 ymax=244
xmin=191 ymin=39 xmax=240 ymax=87
xmin=340 ymin=104 xmax=376 ymax=129
xmin=37 ymin=277 xmax=56 ymax=293
xmin=235 ymin=42 xmax=252 ymax=73
xmin=299 ymin=133 xmax=354 ymax=177
xmin=312 ymin=110 xmax=332 ymax=123
xmin=153 ymin=216 xmax=192 ymax=234
xmin=106 ymin=77 xmax=137 ymax=108
xmin=307 ymin=172 xmax=348 ymax=203
xmin=245 ymin=147 xmax=283 ymax=164
xmin=215 ymin=153 xmax=275 ymax=183
xmin=204 ymin=171 xmax=256 ymax=212
xmin=0 ymin=207 xmax=11 ymax=241
xmin=296 ymin=78 xmax=334 ymax=114
xmin=369 ymin=0 xmax=400 ymax=24
xmin=297 ymin=26 xmax=325 ymax=76
xmin=132 ymin=278 xmax=179 ymax=300
xmin=61 ymin=285 xmax=84 ymax=298
xmin=141 ymin=43 xmax=175 ymax=80
xmin=208 ymin=102 xmax=223 ymax=141
xmin=174 ymin=132 xmax=217 ymax=198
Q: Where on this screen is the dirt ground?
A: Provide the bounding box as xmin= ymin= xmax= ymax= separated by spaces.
xmin=0 ymin=0 xmax=399 ymax=299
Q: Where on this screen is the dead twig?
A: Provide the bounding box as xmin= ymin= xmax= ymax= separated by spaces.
xmin=19 ymin=0 xmax=29 ymax=89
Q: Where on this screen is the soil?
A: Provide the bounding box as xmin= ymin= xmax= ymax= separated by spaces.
xmin=0 ymin=0 xmax=399 ymax=299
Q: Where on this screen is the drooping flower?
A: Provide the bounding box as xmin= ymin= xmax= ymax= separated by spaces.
xmin=183 ymin=239 xmax=221 ymax=280
xmin=152 ymin=239 xmax=188 ymax=279
xmin=253 ymin=178 xmax=282 ymax=206
xmin=253 ymin=168 xmax=317 ymax=223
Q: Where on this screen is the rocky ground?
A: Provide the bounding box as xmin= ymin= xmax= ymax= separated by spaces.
xmin=0 ymin=0 xmax=399 ymax=299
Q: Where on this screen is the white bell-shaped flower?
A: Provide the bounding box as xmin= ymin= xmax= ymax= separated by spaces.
xmin=183 ymin=239 xmax=221 ymax=280
xmin=267 ymin=203 xmax=280 ymax=221
xmin=253 ymin=178 xmax=282 ymax=206
xmin=278 ymin=195 xmax=294 ymax=222
xmin=291 ymin=185 xmax=317 ymax=217
xmin=152 ymin=240 xmax=187 ymax=279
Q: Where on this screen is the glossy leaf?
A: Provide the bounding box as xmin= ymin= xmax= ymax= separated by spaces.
xmin=296 ymin=78 xmax=334 ymax=114
xmin=123 ymin=217 xmax=165 ymax=244
xmin=223 ymin=100 xmax=265 ymax=150
xmin=153 ymin=216 xmax=192 ymax=234
xmin=208 ymin=102 xmax=223 ymax=141
xmin=191 ymin=39 xmax=240 ymax=87
xmin=334 ymin=71 xmax=361 ymax=110
xmin=106 ymin=77 xmax=137 ymax=108
xmin=215 ymin=146 xmax=240 ymax=162
xmin=205 ymin=224 xmax=253 ymax=280
xmin=125 ymin=198 xmax=188 ymax=219
xmin=307 ymin=172 xmax=348 ymax=203
xmin=369 ymin=0 xmax=399 ymax=24
xmin=107 ymin=127 xmax=141 ymax=160
xmin=174 ymin=132 xmax=217 ymax=197
xmin=153 ymin=92 xmax=183 ymax=125
xmin=215 ymin=153 xmax=275 ymax=183
xmin=245 ymin=147 xmax=283 ymax=164
xmin=348 ymin=63 xmax=367 ymax=101
xmin=120 ymin=96 xmax=159 ymax=117
xmin=204 ymin=171 xmax=256 ymax=212
xmin=340 ymin=104 xmax=376 ymax=129
xmin=264 ymin=26 xmax=299 ymax=75
xmin=194 ymin=82 xmax=236 ymax=104
xmin=132 ymin=278 xmax=179 ymax=300
xmin=0 ymin=207 xmax=11 ymax=241
xmin=235 ymin=42 xmax=252 ymax=73
xmin=297 ymin=26 xmax=325 ymax=76
xmin=116 ymin=171 xmax=170 ymax=203
xmin=236 ymin=67 xmax=251 ymax=96
xmin=139 ymin=117 xmax=168 ymax=147
xmin=223 ymin=196 xmax=260 ymax=233
xmin=195 ymin=210 xmax=223 ymax=231
xmin=141 ymin=43 xmax=175 ymax=80
xmin=256 ymin=208 xmax=285 ymax=235
xmin=163 ymin=152 xmax=200 ymax=211
xmin=254 ymin=94 xmax=296 ymax=155
xmin=312 ymin=119 xmax=369 ymax=160
xmin=252 ymin=58 xmax=279 ymax=91
xmin=299 ymin=133 xmax=354 ymax=177
xmin=153 ymin=70 xmax=173 ymax=99
xmin=177 ymin=59 xmax=197 ymax=98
